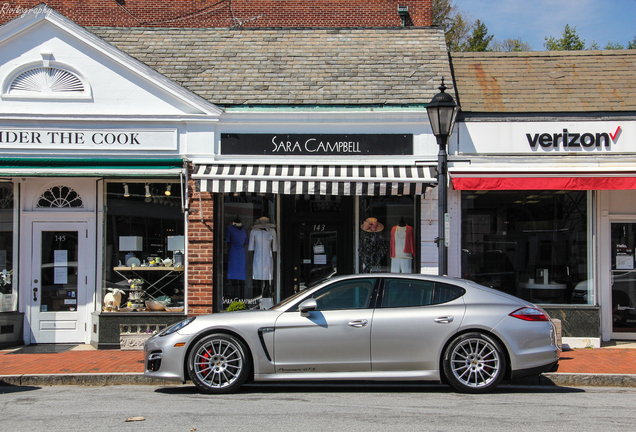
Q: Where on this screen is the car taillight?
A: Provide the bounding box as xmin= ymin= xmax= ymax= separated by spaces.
xmin=509 ymin=307 xmax=550 ymax=321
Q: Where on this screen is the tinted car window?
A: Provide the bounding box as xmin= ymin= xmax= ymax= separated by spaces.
xmin=433 ymin=282 xmax=466 ymax=304
xmin=382 ymin=279 xmax=465 ymax=308
xmin=311 ymin=278 xmax=375 ymax=311
xmin=382 ymin=279 xmax=434 ymax=308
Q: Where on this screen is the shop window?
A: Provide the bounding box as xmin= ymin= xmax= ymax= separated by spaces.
xmin=294 ymin=194 xmax=342 ymax=213
xmin=0 ymin=183 xmax=16 ymax=312
xmin=102 ymin=182 xmax=184 ymax=312
xmin=217 ymin=193 xmax=277 ymax=311
xmin=461 ymin=190 xmax=590 ymax=305
xmin=359 ymin=196 xmax=418 ymax=274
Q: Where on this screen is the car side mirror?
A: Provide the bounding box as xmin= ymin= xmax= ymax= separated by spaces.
xmin=298 ymin=298 xmax=317 ymax=316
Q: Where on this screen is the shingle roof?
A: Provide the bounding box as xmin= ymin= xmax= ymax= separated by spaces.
xmin=89 ymin=27 xmax=450 ymax=107
xmin=450 ymin=50 xmax=636 ymax=113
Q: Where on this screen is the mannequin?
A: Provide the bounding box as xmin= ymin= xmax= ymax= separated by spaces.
xmin=390 ymin=218 xmax=415 ymax=273
xmin=226 ymin=216 xmax=248 ymax=298
xmin=249 ymin=216 xmax=277 ymax=299
xmin=359 ymin=217 xmax=387 ymax=273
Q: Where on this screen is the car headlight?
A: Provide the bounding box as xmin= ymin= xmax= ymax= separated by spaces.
xmin=159 ymin=317 xmax=196 ymax=337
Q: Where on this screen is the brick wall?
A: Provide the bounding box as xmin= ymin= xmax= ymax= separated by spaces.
xmin=187 ymin=178 xmax=215 ymax=316
xmin=0 ymin=1 xmax=432 ymax=27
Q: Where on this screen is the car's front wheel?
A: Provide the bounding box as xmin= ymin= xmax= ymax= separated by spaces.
xmin=188 ymin=333 xmax=250 ymax=394
xmin=443 ymin=332 xmax=506 ymax=394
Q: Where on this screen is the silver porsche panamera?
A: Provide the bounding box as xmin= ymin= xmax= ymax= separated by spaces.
xmin=144 ymin=274 xmax=559 ymax=394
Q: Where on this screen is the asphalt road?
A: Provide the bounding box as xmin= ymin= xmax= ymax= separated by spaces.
xmin=2 ymin=383 xmax=635 ymax=431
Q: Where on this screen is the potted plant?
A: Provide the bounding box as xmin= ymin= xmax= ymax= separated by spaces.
xmin=226 ymin=300 xmax=246 ymax=312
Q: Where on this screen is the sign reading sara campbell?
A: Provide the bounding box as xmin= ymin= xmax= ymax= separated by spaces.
xmin=0 ymin=129 xmax=177 ymax=150
xmin=221 ymin=134 xmax=413 ymax=155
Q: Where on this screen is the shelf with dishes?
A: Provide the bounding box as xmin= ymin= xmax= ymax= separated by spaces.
xmin=106 ymin=266 xmax=185 ymax=312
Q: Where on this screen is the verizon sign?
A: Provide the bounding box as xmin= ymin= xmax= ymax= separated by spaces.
xmin=456 ymin=122 xmax=629 ymax=154
xmin=527 ymin=126 xmax=620 ymax=149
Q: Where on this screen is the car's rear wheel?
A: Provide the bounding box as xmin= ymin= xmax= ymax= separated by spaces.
xmin=188 ymin=333 xmax=250 ymax=394
xmin=443 ymin=332 xmax=506 ymax=394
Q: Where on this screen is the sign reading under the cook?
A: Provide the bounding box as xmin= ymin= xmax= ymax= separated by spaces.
xmin=0 ymin=128 xmax=177 ymax=150
xmin=221 ymin=134 xmax=413 ymax=155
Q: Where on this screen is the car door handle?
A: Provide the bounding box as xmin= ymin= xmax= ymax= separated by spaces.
xmin=348 ymin=319 xmax=369 ymax=328
xmin=434 ymin=316 xmax=454 ymax=324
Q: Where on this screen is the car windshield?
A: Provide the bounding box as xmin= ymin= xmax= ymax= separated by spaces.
xmin=271 ymin=273 xmax=336 ymax=310
xmin=270 ymin=289 xmax=309 ymax=310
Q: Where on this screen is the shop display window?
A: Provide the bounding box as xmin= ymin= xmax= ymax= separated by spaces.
xmin=358 ymin=196 xmax=418 ymax=274
xmin=461 ymin=190 xmax=590 ymax=305
xmin=0 ymin=183 xmax=16 ymax=312
xmin=102 ymin=182 xmax=185 ymax=312
xmin=218 ymin=193 xmax=277 ymax=311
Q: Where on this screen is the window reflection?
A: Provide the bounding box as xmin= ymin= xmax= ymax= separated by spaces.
xmin=0 ymin=182 xmax=15 ymax=312
xmin=103 ymin=182 xmax=184 ymax=312
xmin=461 ymin=190 xmax=589 ymax=305
xmin=359 ymin=195 xmax=418 ymax=274
xmin=219 ymin=193 xmax=277 ymax=310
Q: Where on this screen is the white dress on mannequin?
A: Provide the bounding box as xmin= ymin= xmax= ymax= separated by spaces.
xmin=249 ymin=224 xmax=278 ymax=281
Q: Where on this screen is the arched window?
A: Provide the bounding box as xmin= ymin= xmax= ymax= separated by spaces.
xmin=0 ymin=184 xmax=13 ymax=209
xmin=10 ymin=67 xmax=84 ymax=94
xmin=36 ymin=185 xmax=84 ymax=208
xmin=2 ymin=56 xmax=91 ymax=100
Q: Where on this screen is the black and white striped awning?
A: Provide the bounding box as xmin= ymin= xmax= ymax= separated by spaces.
xmin=193 ymin=164 xmax=436 ymax=196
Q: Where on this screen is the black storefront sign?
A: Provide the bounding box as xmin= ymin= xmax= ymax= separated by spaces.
xmin=221 ymin=134 xmax=413 ymax=156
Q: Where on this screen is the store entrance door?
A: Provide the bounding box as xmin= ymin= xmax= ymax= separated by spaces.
xmin=610 ymin=222 xmax=636 ymax=339
xmin=281 ymin=196 xmax=353 ymax=300
xmin=30 ymin=222 xmax=90 ymax=343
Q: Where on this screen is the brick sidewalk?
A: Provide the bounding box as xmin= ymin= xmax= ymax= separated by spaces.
xmin=0 ymin=349 xmax=144 ymax=375
xmin=557 ymin=348 xmax=636 ymax=374
xmin=1 ymin=347 xmax=635 ymax=376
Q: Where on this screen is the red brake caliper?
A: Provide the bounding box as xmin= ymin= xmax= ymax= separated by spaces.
xmin=199 ymin=351 xmax=210 ymax=373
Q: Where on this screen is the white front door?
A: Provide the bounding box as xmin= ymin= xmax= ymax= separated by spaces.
xmin=31 ymin=222 xmax=89 ymax=343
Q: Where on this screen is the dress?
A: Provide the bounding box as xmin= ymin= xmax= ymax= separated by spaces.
xmin=226 ymin=224 xmax=248 ymax=280
xmin=248 ymin=226 xmax=278 ymax=281
xmin=390 ymin=225 xmax=414 ymax=274
xmin=359 ymin=230 xmax=387 ymax=273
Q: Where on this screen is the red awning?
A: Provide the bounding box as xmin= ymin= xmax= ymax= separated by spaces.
xmin=452 ymin=177 xmax=636 ymax=191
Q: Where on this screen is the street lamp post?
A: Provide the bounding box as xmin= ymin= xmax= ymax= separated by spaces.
xmin=426 ymin=79 xmax=459 ymax=276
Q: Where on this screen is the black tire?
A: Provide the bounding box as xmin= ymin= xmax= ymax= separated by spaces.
xmin=442 ymin=332 xmax=507 ymax=394
xmin=188 ymin=333 xmax=251 ymax=394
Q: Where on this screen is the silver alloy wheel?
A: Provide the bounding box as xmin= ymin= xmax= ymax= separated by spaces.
xmin=449 ymin=336 xmax=501 ymax=388
xmin=193 ymin=337 xmax=244 ymax=389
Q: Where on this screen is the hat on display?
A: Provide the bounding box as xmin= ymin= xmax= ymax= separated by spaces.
xmin=255 ymin=217 xmax=270 ymax=225
xmin=361 ymin=217 xmax=384 ymax=232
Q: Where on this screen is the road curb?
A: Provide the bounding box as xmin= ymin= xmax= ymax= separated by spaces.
xmin=0 ymin=373 xmax=180 ymax=387
xmin=2 ymin=372 xmax=636 ymax=388
xmin=541 ymin=372 xmax=636 ymax=388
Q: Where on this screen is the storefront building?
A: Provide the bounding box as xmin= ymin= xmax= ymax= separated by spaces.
xmin=192 ymin=132 xmax=438 ymax=310
xmin=0 ymin=8 xmax=220 ymax=348
xmin=449 ymin=50 xmax=636 ymax=346
xmin=155 ymin=26 xmax=452 ymax=313
xmin=2 ymin=4 xmax=452 ymax=346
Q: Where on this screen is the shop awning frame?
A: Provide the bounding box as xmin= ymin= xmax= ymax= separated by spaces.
xmin=453 ymin=176 xmax=636 ymax=190
xmin=193 ymin=163 xmax=437 ymax=196
xmin=0 ymin=157 xmax=185 ymax=177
